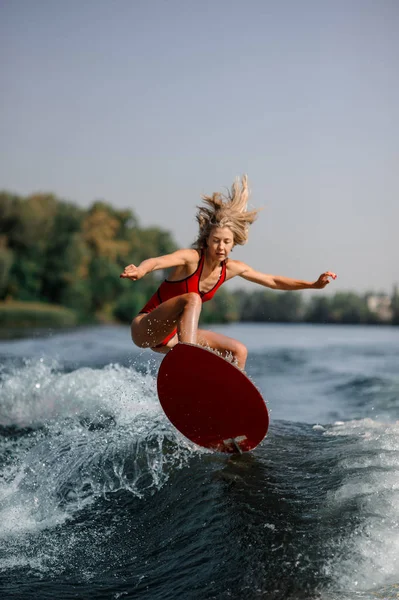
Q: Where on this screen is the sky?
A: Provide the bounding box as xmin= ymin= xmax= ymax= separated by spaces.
xmin=1 ymin=0 xmax=398 ymax=295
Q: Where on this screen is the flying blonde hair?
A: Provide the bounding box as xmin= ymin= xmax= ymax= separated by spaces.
xmin=193 ymin=175 xmax=260 ymax=249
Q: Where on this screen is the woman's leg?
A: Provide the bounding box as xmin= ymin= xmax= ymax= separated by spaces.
xmin=150 ymin=328 xmax=248 ymax=368
xmin=196 ymin=329 xmax=248 ymax=370
xmin=131 ymin=292 xmax=202 ymax=349
xmin=132 ymin=293 xmax=247 ymax=369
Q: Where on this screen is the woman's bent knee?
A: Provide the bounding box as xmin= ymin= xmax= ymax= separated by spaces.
xmin=132 ymin=335 xmax=150 ymax=348
xmin=234 ymin=342 xmax=248 ymax=363
xmin=181 ymin=292 xmax=202 ymax=310
xmin=131 ymin=317 xmax=150 ymax=348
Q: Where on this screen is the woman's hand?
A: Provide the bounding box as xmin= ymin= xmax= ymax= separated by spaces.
xmin=120 ymin=264 xmax=145 ymax=281
xmin=313 ymin=271 xmax=337 ymax=289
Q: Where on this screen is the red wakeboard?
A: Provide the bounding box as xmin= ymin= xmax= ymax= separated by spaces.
xmin=157 ymin=343 xmax=269 ymax=453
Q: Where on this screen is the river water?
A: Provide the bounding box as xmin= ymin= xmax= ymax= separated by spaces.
xmin=0 ymin=323 xmax=398 ymax=599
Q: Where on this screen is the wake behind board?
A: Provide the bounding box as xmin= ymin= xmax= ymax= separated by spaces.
xmin=157 ymin=343 xmax=269 ymax=453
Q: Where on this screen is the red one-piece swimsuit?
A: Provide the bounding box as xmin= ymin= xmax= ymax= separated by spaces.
xmin=138 ymin=251 xmax=227 ymax=347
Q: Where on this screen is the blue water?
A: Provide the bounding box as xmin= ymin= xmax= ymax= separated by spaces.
xmin=1 ymin=323 xmax=399 ymax=599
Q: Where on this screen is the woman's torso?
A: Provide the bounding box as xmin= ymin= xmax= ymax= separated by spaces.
xmin=139 ymin=250 xmax=228 ymax=314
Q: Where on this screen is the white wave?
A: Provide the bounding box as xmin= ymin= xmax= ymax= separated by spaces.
xmin=0 ymin=360 xmax=202 ymax=553
xmin=323 ymin=419 xmax=399 ymax=593
xmin=0 ymin=358 xmax=160 ymax=428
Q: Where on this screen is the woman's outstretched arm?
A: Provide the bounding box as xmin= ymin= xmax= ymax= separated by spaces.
xmin=120 ymin=248 xmax=198 ymax=281
xmin=229 ymin=260 xmax=337 ymax=290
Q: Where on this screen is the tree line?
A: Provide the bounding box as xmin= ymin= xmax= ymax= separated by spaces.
xmin=0 ymin=191 xmax=177 ymax=324
xmin=0 ymin=191 xmax=398 ymax=327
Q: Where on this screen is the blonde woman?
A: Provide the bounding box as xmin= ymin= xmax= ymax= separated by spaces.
xmin=120 ymin=176 xmax=336 ymax=369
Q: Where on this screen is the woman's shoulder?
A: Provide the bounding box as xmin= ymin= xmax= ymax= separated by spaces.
xmin=226 ymin=258 xmax=249 ymax=276
xmin=224 ymin=258 xmax=248 ymax=281
xmin=179 ymin=248 xmax=201 ymax=263
xmin=169 ymin=247 xmax=200 ymax=259
xmin=169 ymin=247 xmax=201 ymax=268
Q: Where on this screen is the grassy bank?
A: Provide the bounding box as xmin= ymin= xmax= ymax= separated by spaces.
xmin=0 ymin=301 xmax=78 ymax=329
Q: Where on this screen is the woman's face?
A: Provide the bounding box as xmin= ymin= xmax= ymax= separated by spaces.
xmin=206 ymin=227 xmax=234 ymax=261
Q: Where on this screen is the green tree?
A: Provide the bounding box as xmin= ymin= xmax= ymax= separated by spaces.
xmin=0 ymin=191 xmax=181 ymax=324
xmin=89 ymin=257 xmax=124 ymax=311
xmin=234 ymin=289 xmax=303 ymax=322
xmin=0 ymin=237 xmax=13 ymax=299
xmin=200 ymin=288 xmax=239 ymax=324
xmin=1 ymin=193 xmax=58 ymax=301
xmin=304 ymin=296 xmax=332 ymax=323
xmin=113 ymin=288 xmax=148 ymax=323
xmin=329 ymin=292 xmax=369 ymax=324
xmin=392 ymin=285 xmax=399 ymax=325
xmin=41 ymin=202 xmax=85 ymax=304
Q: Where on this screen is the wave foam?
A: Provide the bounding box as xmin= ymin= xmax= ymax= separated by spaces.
xmin=0 ymin=360 xmax=202 ymax=555
xmin=323 ymin=419 xmax=399 ymax=593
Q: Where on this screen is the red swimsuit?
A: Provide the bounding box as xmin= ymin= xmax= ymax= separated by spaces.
xmin=139 ymin=251 xmax=227 ymax=347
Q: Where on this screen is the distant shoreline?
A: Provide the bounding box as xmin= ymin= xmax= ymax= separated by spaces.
xmin=0 ymin=317 xmax=396 ymax=343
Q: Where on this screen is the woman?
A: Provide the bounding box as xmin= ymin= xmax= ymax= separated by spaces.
xmin=120 ymin=176 xmax=336 ymax=369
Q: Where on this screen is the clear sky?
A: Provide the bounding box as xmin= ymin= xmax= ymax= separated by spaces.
xmin=1 ymin=0 xmax=398 ymax=294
